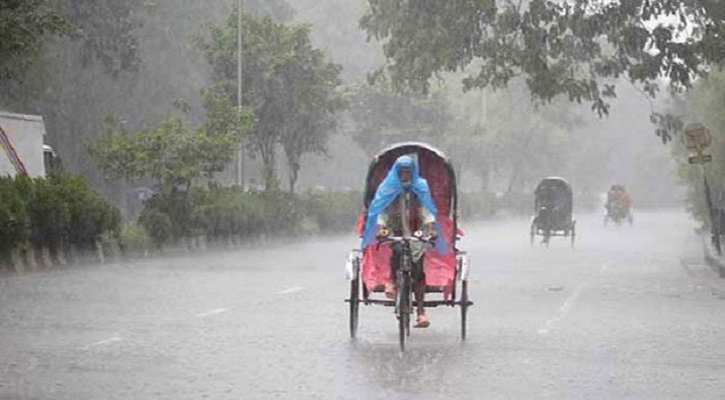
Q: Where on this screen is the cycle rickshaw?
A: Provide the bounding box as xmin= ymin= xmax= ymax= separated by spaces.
xmin=604 ymin=184 xmax=633 ymax=226
xmin=344 ymin=142 xmax=472 ymax=351
xmin=530 ymin=177 xmax=576 ymax=246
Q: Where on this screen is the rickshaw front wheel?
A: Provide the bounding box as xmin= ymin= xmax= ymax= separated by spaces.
xmin=349 ymin=277 xmax=359 ymax=338
xmin=396 ymin=273 xmax=411 ymax=351
xmin=460 ymin=280 xmax=469 ymax=341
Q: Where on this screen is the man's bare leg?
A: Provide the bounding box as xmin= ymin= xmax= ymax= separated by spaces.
xmin=413 ymin=281 xmax=430 ymax=328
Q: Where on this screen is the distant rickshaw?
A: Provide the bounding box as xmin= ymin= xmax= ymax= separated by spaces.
xmin=530 ymin=177 xmax=576 ymax=246
xmin=604 ymin=184 xmax=633 ymax=226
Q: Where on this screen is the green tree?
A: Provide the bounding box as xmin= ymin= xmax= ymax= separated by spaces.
xmin=347 ymin=84 xmax=452 ymax=155
xmin=0 ymin=0 xmax=142 ymax=81
xmin=88 ymin=97 xmax=251 ymax=191
xmin=278 ymin=35 xmax=345 ymax=192
xmin=360 ymin=0 xmax=725 ymax=141
xmin=0 ymin=0 xmax=74 ymax=80
xmin=61 ymin=0 xmax=142 ymax=77
xmin=196 ymin=8 xmax=344 ymax=190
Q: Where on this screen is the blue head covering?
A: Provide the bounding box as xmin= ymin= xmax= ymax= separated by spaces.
xmin=361 ymin=155 xmax=448 ymax=253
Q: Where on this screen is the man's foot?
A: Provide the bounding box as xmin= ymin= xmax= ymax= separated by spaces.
xmin=414 ymin=314 xmax=430 ymax=328
xmin=384 ymin=282 xmax=396 ymax=299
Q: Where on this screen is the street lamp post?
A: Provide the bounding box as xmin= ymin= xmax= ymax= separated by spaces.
xmin=682 ymin=123 xmax=721 ymax=255
xmin=237 ymin=0 xmax=245 ymax=189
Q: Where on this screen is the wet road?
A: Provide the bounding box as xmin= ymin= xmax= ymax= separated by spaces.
xmin=2 ymin=210 xmax=725 ymax=399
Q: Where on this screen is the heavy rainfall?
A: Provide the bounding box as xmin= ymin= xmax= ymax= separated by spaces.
xmin=1 ymin=0 xmax=724 ymax=398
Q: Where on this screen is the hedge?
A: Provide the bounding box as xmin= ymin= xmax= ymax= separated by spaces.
xmin=137 ymin=186 xmax=364 ymax=247
xmin=0 ymin=173 xmax=121 ymax=266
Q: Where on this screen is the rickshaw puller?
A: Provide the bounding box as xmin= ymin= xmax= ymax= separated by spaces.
xmin=362 ymin=155 xmax=444 ymax=328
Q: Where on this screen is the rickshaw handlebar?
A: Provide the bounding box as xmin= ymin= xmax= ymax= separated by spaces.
xmin=377 ymin=235 xmax=436 ymax=245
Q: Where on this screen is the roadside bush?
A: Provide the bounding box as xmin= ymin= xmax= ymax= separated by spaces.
xmin=0 ymin=173 xmax=121 ymax=266
xmin=139 ymin=206 xmax=173 ymax=249
xmin=0 ymin=176 xmax=29 ymax=262
xmin=99 ymin=230 xmax=121 ymax=260
xmin=136 ymin=186 xmax=364 ymax=246
xmin=29 ymin=176 xmax=70 ymax=250
xmin=257 ymin=190 xmax=302 ymax=234
xmin=138 ymin=188 xmax=198 ymax=247
xmin=303 ymin=190 xmax=362 ymax=232
xmin=193 ymin=185 xmax=266 ymax=240
xmin=118 ymin=223 xmax=153 ymax=257
xmin=50 ymin=173 xmax=121 ymax=250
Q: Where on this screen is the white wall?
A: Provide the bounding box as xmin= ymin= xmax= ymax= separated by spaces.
xmin=0 ymin=111 xmax=47 ymax=178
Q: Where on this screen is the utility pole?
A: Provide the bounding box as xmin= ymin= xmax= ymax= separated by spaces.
xmin=236 ymin=0 xmax=245 ymax=188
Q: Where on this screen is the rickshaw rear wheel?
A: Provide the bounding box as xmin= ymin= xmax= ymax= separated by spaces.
xmin=460 ymin=280 xmax=469 ymax=341
xmin=349 ymin=277 xmax=359 ymax=338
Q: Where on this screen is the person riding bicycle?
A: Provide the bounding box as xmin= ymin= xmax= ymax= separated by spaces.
xmin=361 ymin=155 xmax=446 ymax=328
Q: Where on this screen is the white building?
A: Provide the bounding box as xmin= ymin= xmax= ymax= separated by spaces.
xmin=0 ymin=111 xmax=48 ymax=178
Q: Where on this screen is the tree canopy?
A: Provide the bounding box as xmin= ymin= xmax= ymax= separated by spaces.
xmin=197 ymin=8 xmax=344 ymax=190
xmin=0 ymin=0 xmax=142 ymax=80
xmin=347 ymin=84 xmax=451 ymax=155
xmin=88 ymin=96 xmax=251 ymax=191
xmin=0 ymin=0 xmax=74 ymax=80
xmin=360 ymin=0 xmax=725 ymax=141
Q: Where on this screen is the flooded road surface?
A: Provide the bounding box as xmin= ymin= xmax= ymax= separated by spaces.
xmin=2 ymin=211 xmax=725 ymax=399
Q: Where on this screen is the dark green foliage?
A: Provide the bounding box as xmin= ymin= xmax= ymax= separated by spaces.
xmin=27 ymin=175 xmax=70 ymax=248
xmin=88 ymin=98 xmax=252 ymax=191
xmin=0 ymin=0 xmax=142 ymax=81
xmin=0 ymin=173 xmax=120 ymax=257
xmin=55 ymin=173 xmax=121 ymax=246
xmin=196 ymin=8 xmax=345 ymax=190
xmin=138 ymin=204 xmax=174 ymax=249
xmin=62 ymin=0 xmax=142 ymax=76
xmin=191 ymin=186 xmax=265 ymax=240
xmin=0 ymin=176 xmax=29 ymax=258
xmin=0 ymin=0 xmax=74 ymax=80
xmin=136 ymin=186 xmax=364 ymax=247
xmin=360 ymin=0 xmax=725 ymax=141
xmin=347 ymin=85 xmax=451 ymax=156
xmin=117 ymin=223 xmax=152 ymax=256
xmin=303 ymin=190 xmax=362 ymax=232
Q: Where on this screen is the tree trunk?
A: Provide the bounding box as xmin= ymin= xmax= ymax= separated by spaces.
xmin=260 ymin=139 xmax=277 ymax=191
xmin=288 ymin=162 xmax=299 ymax=193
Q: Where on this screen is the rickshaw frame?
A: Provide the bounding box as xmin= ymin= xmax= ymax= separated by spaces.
xmin=345 ymin=142 xmax=472 ymax=350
